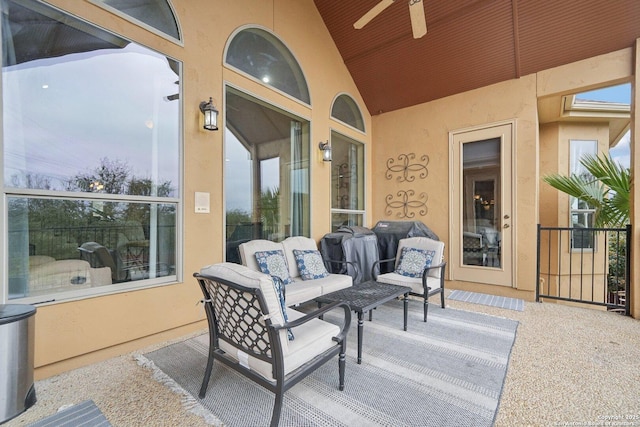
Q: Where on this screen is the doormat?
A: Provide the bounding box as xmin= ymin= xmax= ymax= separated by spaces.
xmin=28 ymin=400 xmax=111 ymax=427
xmin=449 ymin=290 xmax=524 ymax=311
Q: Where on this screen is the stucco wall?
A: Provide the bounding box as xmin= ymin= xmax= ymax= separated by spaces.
xmin=371 ymin=74 xmax=539 ymax=295
xmin=18 ymin=2 xmax=639 ymax=378
xmin=31 ymin=0 xmax=371 ymax=378
xmin=370 ymin=47 xmax=635 ymax=302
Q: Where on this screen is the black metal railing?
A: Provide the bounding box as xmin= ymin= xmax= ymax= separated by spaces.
xmin=536 ymin=224 xmax=631 ymax=315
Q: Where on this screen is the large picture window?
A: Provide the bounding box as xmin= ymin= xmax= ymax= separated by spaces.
xmin=2 ymin=0 xmax=180 ymax=302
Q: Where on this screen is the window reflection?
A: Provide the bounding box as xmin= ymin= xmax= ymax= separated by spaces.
xmin=331 ymin=94 xmax=365 ymax=131
xmin=225 ymin=28 xmax=310 ymax=104
xmin=2 ymin=0 xmax=181 ymax=301
xmin=8 ymin=197 xmax=176 ymax=299
xmin=3 ymin=0 xmax=179 ymax=196
xmin=462 ymin=138 xmax=501 ymax=267
xmin=225 ymin=88 xmax=310 ymax=263
xmin=330 ymin=132 xmax=364 ymax=231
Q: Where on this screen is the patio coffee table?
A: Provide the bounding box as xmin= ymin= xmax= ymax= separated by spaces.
xmin=316 ymin=280 xmax=411 ymax=364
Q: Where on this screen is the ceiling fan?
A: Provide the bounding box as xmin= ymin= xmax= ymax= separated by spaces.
xmin=354 ymin=0 xmax=427 ymax=39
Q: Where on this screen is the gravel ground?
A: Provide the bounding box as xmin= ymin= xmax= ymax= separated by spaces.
xmin=5 ymin=292 xmax=640 ymax=427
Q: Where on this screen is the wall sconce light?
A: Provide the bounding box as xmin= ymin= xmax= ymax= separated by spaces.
xmin=318 ymin=141 xmax=332 ymax=162
xmin=199 ymin=97 xmax=219 ymax=131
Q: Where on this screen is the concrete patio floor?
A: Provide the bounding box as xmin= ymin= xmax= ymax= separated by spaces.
xmin=5 ymin=290 xmax=640 ymax=427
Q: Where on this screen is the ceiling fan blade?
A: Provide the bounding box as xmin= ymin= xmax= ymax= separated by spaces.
xmin=354 ymin=0 xmax=395 ymax=29
xmin=409 ymin=0 xmax=427 ymax=38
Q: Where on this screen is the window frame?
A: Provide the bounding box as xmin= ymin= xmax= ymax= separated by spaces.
xmin=1 ymin=0 xmax=183 ymax=304
xmin=88 ymin=0 xmax=183 ymax=45
xmin=223 ymin=83 xmax=312 ymax=257
xmin=223 ymin=25 xmax=312 ymax=109
xmin=330 ymin=93 xmax=366 ymax=133
xmin=329 ymin=130 xmax=366 ymax=232
xmin=568 ymin=139 xmax=597 ymax=252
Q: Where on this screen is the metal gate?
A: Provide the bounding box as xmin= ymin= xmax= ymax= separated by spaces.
xmin=536 ymin=224 xmax=631 ymax=315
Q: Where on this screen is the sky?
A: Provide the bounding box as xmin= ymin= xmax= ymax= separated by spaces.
xmin=577 ymin=83 xmax=631 ymax=169
xmin=4 ymin=43 xmax=180 ymax=194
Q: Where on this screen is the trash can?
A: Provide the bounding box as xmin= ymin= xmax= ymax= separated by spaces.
xmin=0 ymin=304 xmax=37 ymax=424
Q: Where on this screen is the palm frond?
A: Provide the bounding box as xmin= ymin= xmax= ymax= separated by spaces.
xmin=543 ymin=154 xmax=630 ymax=228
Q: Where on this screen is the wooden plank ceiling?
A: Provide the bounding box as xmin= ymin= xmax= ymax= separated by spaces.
xmin=313 ymin=0 xmax=640 ymax=115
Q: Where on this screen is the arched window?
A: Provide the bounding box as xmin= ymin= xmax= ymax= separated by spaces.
xmin=91 ymin=0 xmax=181 ymax=42
xmin=331 ymin=94 xmax=365 ymax=131
xmin=225 ymin=28 xmax=310 ymax=104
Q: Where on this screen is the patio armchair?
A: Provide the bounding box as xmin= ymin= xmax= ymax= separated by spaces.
xmin=372 ymin=237 xmax=446 ymax=322
xmin=194 ymin=262 xmax=351 ymax=427
xmin=463 ymin=231 xmax=484 ymax=266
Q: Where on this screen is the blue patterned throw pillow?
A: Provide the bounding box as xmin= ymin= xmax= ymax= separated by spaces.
xmin=271 ymin=276 xmax=294 ymax=341
xmin=292 ymin=249 xmax=329 ymax=280
xmin=255 ymin=250 xmax=292 ymax=285
xmin=395 ymin=247 xmax=435 ymax=278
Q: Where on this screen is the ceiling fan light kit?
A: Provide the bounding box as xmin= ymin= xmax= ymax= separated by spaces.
xmin=354 ymin=0 xmax=427 ymax=39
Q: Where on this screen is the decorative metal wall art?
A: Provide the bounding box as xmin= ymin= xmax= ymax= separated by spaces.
xmin=385 ymin=190 xmax=427 ymax=218
xmin=385 ymin=153 xmax=429 ymax=182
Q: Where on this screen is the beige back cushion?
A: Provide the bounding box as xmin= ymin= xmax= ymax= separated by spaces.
xmin=281 ymin=236 xmax=318 ymax=279
xmin=238 ymin=239 xmax=283 ymax=272
xmin=396 ymin=237 xmax=445 ymax=279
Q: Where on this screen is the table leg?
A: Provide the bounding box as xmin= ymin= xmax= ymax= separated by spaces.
xmin=403 ymin=293 xmax=408 ymax=331
xmin=357 ymin=311 xmax=364 ymax=364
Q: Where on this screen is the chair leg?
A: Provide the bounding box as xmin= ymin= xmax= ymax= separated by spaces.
xmin=199 ymin=353 xmax=214 ymax=398
xmin=423 ymin=297 xmax=429 ymax=322
xmin=440 ymin=288 xmax=445 ymax=308
xmin=338 ymin=342 xmax=346 ymax=391
xmin=270 ymin=389 xmax=284 ymax=427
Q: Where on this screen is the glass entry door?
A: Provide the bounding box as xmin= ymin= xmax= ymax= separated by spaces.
xmin=450 ymin=123 xmax=513 ymax=287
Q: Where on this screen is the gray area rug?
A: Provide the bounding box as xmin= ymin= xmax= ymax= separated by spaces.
xmin=28 ymin=400 xmax=111 ymax=427
xmin=448 ymin=290 xmax=525 ymax=312
xmin=140 ymin=301 xmax=518 ymax=427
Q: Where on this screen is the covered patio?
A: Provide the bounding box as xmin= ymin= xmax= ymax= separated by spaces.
xmin=2 ymin=1 xmax=640 ymax=425
xmin=6 ymin=292 xmax=640 ymax=426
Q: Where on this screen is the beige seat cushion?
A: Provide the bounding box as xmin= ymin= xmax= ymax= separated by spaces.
xmin=218 ymin=308 xmax=340 ymax=382
xmin=376 ymin=272 xmax=441 ymax=295
xmin=377 ymin=237 xmax=445 ymax=294
xmin=283 ymin=281 xmax=324 ymax=305
xmin=29 ymin=259 xmax=103 ymax=289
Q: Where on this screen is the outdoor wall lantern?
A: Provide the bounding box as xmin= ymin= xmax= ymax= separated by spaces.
xmin=318 ymin=141 xmax=332 ymax=162
xmin=199 ymin=97 xmax=219 ymax=131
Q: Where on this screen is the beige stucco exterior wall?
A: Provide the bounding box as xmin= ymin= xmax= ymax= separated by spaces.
xmin=371 ymin=48 xmax=635 ymax=302
xmin=542 ymin=122 xmax=611 ymax=227
xmin=371 ymin=75 xmax=539 ymax=298
xmin=30 ymin=0 xmax=371 ymax=378
xmin=538 ymin=47 xmax=636 ymax=317
xmin=14 ymin=3 xmax=638 ymax=379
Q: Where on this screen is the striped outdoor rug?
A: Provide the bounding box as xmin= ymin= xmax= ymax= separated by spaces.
xmin=448 ymin=290 xmax=525 ymax=311
xmin=140 ymin=301 xmax=518 ymax=427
